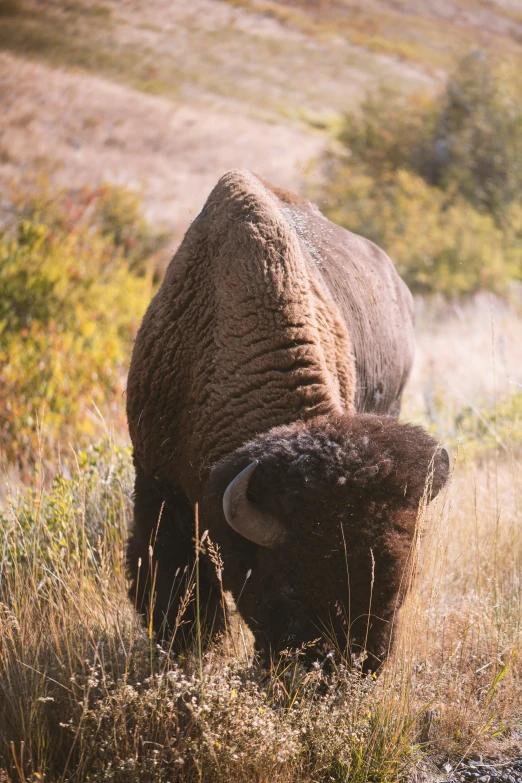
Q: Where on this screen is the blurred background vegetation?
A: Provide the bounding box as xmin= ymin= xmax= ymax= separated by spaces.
xmin=320 ymin=52 xmax=522 ymax=296
xmin=0 ymin=185 xmax=166 ymax=469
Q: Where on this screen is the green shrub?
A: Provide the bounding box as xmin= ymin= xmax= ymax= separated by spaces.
xmin=428 ymin=53 xmax=522 ymax=219
xmin=337 ymin=88 xmax=436 ymax=178
xmin=337 ymin=52 xmax=522 ymax=218
xmin=320 ymin=52 xmax=522 ymax=295
xmin=0 ymin=186 xmax=160 ymax=468
xmin=91 ymin=184 xmax=168 ymax=274
xmin=322 ymin=166 xmax=522 ymax=295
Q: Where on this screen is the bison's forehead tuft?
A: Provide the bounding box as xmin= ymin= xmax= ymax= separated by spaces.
xmin=227 ymin=412 xmax=447 ymax=510
xmin=232 ymin=416 xmax=389 ymax=497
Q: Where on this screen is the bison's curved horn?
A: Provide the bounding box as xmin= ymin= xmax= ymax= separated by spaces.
xmin=223 ymin=460 xmax=286 ymax=548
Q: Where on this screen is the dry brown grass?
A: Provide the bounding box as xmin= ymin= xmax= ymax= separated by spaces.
xmin=1 ymin=299 xmax=522 ymax=781
xmin=3 ymin=0 xmax=522 ymax=234
xmin=0 ymin=51 xmax=323 ymax=234
xmin=405 ymin=294 xmax=522 ymax=458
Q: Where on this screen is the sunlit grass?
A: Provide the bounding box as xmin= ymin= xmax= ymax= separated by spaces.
xmin=222 ymin=0 xmax=522 ymax=71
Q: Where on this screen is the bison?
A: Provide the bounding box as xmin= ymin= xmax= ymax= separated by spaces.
xmin=126 ymin=169 xmax=449 ymax=670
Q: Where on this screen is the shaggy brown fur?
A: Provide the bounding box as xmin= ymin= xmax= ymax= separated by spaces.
xmin=126 ymin=170 xmax=447 ymax=668
xmin=201 ymin=414 xmax=448 ymax=665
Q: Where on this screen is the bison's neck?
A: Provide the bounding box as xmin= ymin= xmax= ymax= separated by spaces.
xmin=127 ymin=171 xmax=355 ymax=502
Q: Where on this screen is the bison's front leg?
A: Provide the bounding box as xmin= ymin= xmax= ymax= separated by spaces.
xmin=127 ymin=466 xmax=222 ymax=652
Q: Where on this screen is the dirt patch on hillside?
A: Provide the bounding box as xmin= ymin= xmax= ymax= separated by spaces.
xmin=0 ymin=52 xmax=324 ymax=235
xmin=0 ymin=0 xmax=443 ymax=237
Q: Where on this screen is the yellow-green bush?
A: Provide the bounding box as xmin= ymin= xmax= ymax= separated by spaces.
xmin=425 ymin=385 xmax=522 ymax=460
xmin=337 ymin=88 xmax=437 ymax=178
xmin=322 ymin=167 xmax=522 ymax=295
xmin=0 ymin=187 xmax=159 ymax=468
xmin=337 ymin=53 xmax=522 ymax=218
xmin=320 ymin=52 xmax=522 ymax=295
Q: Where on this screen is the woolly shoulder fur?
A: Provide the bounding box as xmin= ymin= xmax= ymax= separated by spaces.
xmin=127 ymin=170 xmax=358 ymax=501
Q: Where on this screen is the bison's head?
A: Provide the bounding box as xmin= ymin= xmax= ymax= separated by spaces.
xmin=201 ymin=414 xmax=449 ymax=671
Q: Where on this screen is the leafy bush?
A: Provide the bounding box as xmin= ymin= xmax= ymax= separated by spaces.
xmin=337 ymin=52 xmax=522 ymax=217
xmin=322 ymin=167 xmax=522 ymax=296
xmin=320 ymin=52 xmax=522 ymax=295
xmin=337 ymin=88 xmax=437 ymax=178
xmin=426 ymin=53 xmax=522 ymax=219
xmin=0 ymin=186 xmax=161 ymax=468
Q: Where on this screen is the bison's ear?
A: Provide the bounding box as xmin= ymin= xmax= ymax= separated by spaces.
xmin=430 ymin=446 xmax=450 ymax=499
xmin=404 ymin=444 xmax=450 ymax=505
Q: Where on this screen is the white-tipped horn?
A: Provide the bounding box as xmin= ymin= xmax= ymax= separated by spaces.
xmin=222 ymin=460 xmax=286 ymax=548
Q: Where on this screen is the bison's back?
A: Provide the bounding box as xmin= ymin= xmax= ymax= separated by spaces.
xmin=127 ymin=170 xmax=415 ymax=501
xmin=264 ymin=181 xmax=415 ymax=415
xmin=127 ymin=170 xmax=356 ymax=500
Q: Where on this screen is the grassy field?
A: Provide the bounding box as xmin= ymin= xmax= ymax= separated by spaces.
xmin=0 ymin=0 xmax=457 ymax=232
xmin=2 ymin=0 xmax=522 ymax=228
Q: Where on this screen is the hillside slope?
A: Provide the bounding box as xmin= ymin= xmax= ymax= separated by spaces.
xmin=1 ymin=0 xmax=522 ymax=228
